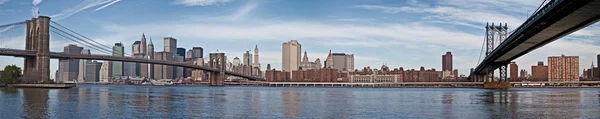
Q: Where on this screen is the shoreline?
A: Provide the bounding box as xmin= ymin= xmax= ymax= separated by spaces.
xmin=70 ymin=83 xmax=600 ymax=88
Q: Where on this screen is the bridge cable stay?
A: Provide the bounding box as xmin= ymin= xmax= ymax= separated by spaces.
xmin=49 ymin=20 xmax=129 ymax=56
xmin=49 ymin=26 xmax=114 ymax=55
xmin=49 ymin=27 xmax=113 ymax=55
xmin=476 ymin=33 xmax=486 ymax=66
xmin=50 ymin=30 xmax=113 ymax=55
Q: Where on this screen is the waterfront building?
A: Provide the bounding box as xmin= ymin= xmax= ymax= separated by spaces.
xmin=349 ymin=74 xmax=400 ymax=83
xmin=519 ymin=69 xmax=529 ymax=80
xmin=191 ymin=58 xmax=204 ymax=81
xmin=243 ymin=50 xmax=252 ymax=76
xmin=282 ymin=40 xmax=301 ymax=72
xmin=112 ymin=43 xmax=124 ymax=77
xmin=442 ymin=51 xmax=453 ymax=71
xmin=154 ymin=51 xmax=174 ymax=79
xmin=58 ymin=44 xmax=83 ymax=83
xmin=510 ymin=62 xmax=518 ymax=82
xmin=85 ymin=61 xmax=102 ymax=82
xmin=77 ymin=49 xmax=90 ymax=82
xmin=531 ymin=61 xmax=548 ymax=81
xmin=291 ymin=68 xmax=347 ymax=82
xmin=548 ymin=55 xmax=579 ymax=82
xmin=99 ymin=61 xmax=111 ymax=82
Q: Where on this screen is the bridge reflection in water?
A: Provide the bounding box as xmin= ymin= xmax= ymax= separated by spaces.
xmin=1 ymin=86 xmax=600 ymax=118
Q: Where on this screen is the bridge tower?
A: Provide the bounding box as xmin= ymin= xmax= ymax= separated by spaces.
xmin=209 ymin=53 xmax=226 ymax=86
xmin=484 ymin=23 xmax=509 ymax=82
xmin=23 ymin=16 xmax=51 ymax=83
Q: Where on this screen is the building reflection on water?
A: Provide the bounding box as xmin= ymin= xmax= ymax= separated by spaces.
xmin=442 ymin=91 xmax=454 ymax=119
xmin=281 ymin=89 xmax=299 ymax=118
xmin=477 ymin=89 xmax=582 ymax=118
xmin=22 ymin=88 xmax=49 ymax=119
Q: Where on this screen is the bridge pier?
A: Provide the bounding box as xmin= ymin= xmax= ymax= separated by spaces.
xmin=23 ymin=16 xmax=51 ymax=83
xmin=209 ymin=53 xmax=226 ymax=86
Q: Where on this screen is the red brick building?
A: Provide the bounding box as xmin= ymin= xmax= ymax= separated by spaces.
xmin=509 ymin=62 xmax=519 ymax=82
xmin=291 ymin=68 xmax=347 ymax=82
xmin=531 ymin=61 xmax=548 ymax=81
xmin=265 ymin=70 xmax=289 ymax=82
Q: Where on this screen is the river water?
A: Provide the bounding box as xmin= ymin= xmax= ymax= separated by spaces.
xmin=1 ymin=85 xmax=600 ymax=119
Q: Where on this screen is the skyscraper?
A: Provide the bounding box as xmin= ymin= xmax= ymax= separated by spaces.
xmin=85 ymin=61 xmax=102 ymax=82
xmin=193 ymin=47 xmax=203 ymax=59
xmin=177 ymin=48 xmax=186 ymax=59
xmin=154 ymin=51 xmax=174 ymax=79
xmin=147 ymin=39 xmax=155 ymax=79
xmin=253 ymin=45 xmax=261 ymax=76
xmin=77 ymin=49 xmax=90 ymax=82
xmin=548 ymin=55 xmax=579 ymax=82
xmin=282 ymin=40 xmax=301 ymax=72
xmin=186 ymin=49 xmax=194 ymax=60
xmin=243 ymin=50 xmax=252 ymax=75
xmin=300 ymin=50 xmax=322 ymax=70
xmin=442 ymin=52 xmax=453 ymax=71
xmin=58 ymin=44 xmax=83 ymax=83
xmin=597 ymin=54 xmax=600 ymax=77
xmin=140 ymin=34 xmax=147 ymax=56
xmin=132 ymin=41 xmax=141 ymax=54
xmin=100 ymin=61 xmax=111 ymax=82
xmin=164 ymin=37 xmax=177 ymax=54
xmin=509 ymin=62 xmax=518 ymax=82
xmin=112 ymin=43 xmax=124 ymax=77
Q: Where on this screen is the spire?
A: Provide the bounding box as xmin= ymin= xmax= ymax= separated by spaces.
xmin=142 ymin=33 xmax=145 ymax=38
xmin=328 ymin=50 xmax=332 ymax=56
xmin=302 ymin=50 xmax=308 ymax=62
xmin=255 ymin=44 xmax=258 ymax=50
xmin=148 ymin=37 xmax=153 ymax=45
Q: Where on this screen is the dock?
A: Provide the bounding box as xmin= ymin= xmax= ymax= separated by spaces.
xmin=8 ymin=83 xmax=76 ymax=88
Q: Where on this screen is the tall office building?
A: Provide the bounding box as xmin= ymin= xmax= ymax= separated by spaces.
xmin=548 ymin=55 xmax=579 ymax=82
xmin=177 ymin=48 xmax=186 ymax=59
xmin=509 ymin=62 xmax=518 ymax=82
xmin=154 ymin=51 xmax=174 ymax=79
xmin=191 ymin=58 xmax=205 ymax=81
xmin=282 ymin=40 xmax=301 ymax=72
xmin=531 ymin=61 xmax=548 ymax=81
xmin=58 ymin=44 xmax=83 ymax=83
xmin=132 ymin=41 xmax=141 ymax=54
xmin=253 ymin=45 xmax=261 ymax=76
xmin=164 ymin=37 xmax=177 ymax=54
xmin=193 ymin=47 xmax=203 ymax=59
xmin=243 ymin=50 xmax=252 ymax=75
xmin=147 ymin=39 xmax=155 ymax=79
xmin=186 ymin=50 xmax=194 ymax=60
xmin=77 ymin=49 xmax=90 ymax=82
xmin=326 ymin=51 xmax=354 ymax=72
xmin=140 ymin=34 xmax=147 ymax=56
xmin=85 ymin=61 xmax=102 ymax=82
xmin=99 ymin=61 xmax=111 ymax=82
xmin=597 ymin=54 xmax=600 ymax=77
xmin=112 ymin=43 xmax=124 ymax=77
xmin=442 ymin=52 xmax=453 ymax=71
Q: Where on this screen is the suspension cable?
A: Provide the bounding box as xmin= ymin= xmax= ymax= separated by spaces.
xmin=50 ymin=20 xmax=114 ymax=51
xmin=50 ymin=27 xmax=114 ymax=55
xmin=50 ymin=26 xmax=114 ymax=54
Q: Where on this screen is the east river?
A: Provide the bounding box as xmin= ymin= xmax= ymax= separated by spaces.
xmin=1 ymin=85 xmax=600 ymax=119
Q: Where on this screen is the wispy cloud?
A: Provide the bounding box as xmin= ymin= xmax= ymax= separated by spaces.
xmin=0 ymin=0 xmax=7 ymax=5
xmin=173 ymin=0 xmax=234 ymax=6
xmin=228 ymin=0 xmax=260 ymax=21
xmin=50 ymin=0 xmax=121 ymax=21
xmin=94 ymin=0 xmax=120 ymax=11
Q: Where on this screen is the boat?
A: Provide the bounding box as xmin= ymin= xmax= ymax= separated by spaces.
xmin=151 ymin=79 xmax=173 ymax=86
xmin=141 ymin=82 xmax=151 ymax=85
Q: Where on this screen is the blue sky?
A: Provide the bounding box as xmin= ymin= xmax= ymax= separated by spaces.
xmin=1 ymin=0 xmax=600 ymax=77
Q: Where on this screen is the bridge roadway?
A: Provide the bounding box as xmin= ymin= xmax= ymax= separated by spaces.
xmin=474 ymin=0 xmax=600 ymax=74
xmin=0 ymin=48 xmax=263 ymax=81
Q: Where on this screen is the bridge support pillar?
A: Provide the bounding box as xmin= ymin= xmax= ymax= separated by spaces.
xmin=209 ymin=53 xmax=226 ymax=86
xmin=499 ymin=64 xmax=508 ymax=82
xmin=23 ymin=16 xmax=51 ymax=83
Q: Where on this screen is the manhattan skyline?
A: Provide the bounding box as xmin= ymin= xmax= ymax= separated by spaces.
xmin=0 ymin=0 xmax=599 ymax=77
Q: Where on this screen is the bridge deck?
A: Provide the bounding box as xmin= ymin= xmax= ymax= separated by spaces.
xmin=475 ymin=0 xmax=600 ymax=74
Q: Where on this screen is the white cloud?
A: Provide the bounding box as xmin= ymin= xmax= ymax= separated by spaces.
xmin=50 ymin=0 xmax=121 ymax=21
xmin=0 ymin=0 xmax=8 ymax=5
xmin=32 ymin=0 xmax=42 ymax=6
xmin=173 ymin=0 xmax=234 ymax=6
